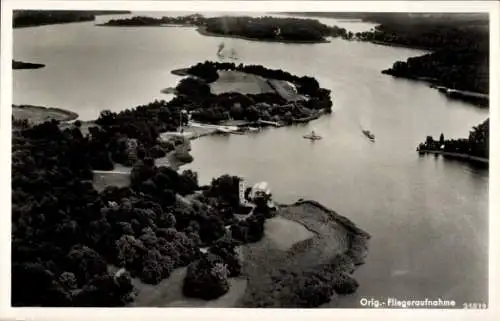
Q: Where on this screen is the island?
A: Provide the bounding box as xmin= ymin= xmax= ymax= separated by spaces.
xmin=417 ymin=119 xmax=489 ymax=164
xmin=11 ymin=62 xmax=369 ymax=307
xmin=100 ymin=14 xmax=355 ymax=43
xmin=13 ymin=60 xmax=46 ymax=70
xmin=13 ymin=10 xmax=131 ymax=28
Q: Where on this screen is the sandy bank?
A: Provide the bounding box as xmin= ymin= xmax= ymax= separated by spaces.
xmin=12 ymin=104 xmax=78 ymax=123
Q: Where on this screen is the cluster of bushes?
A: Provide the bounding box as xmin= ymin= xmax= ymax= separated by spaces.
xmin=252 ymin=254 xmax=358 ymax=308
xmin=418 ymin=118 xmax=489 ymax=159
xmin=182 ymin=236 xmax=243 ymax=300
xmin=94 ymin=99 xmax=192 ymax=168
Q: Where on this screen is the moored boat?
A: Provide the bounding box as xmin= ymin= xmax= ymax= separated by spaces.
xmin=303 ymin=130 xmax=322 ymax=140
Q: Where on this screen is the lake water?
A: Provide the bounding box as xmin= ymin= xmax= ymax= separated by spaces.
xmin=13 ymin=12 xmax=489 ymax=308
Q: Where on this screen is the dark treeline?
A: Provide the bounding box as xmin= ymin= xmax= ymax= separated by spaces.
xmin=13 ymin=10 xmax=131 ymax=28
xmin=12 ymin=114 xmax=272 ymax=306
xmin=179 ymin=61 xmax=332 ymax=124
xmin=104 ymin=14 xmax=203 ymax=27
xmin=353 ymin=13 xmax=489 ymax=95
xmin=103 ymin=14 xmax=353 ymax=42
xmin=418 ymin=118 xmax=489 ymax=159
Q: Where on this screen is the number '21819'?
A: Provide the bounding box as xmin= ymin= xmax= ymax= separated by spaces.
xmin=463 ymin=303 xmax=487 ymax=309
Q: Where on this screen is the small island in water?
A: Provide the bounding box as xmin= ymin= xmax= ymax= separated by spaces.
xmin=13 ymin=60 xmax=45 ymax=70
xmin=12 ymin=62 xmax=369 ymax=308
xmin=100 ymin=14 xmax=356 ymax=43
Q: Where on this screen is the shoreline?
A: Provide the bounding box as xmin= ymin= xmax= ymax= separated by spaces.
xmin=96 ymin=23 xmax=199 ymax=28
xmin=368 ymin=39 xmax=434 ymax=52
xmin=382 ymin=71 xmax=489 ymax=106
xmin=417 ymin=149 xmax=488 ymax=164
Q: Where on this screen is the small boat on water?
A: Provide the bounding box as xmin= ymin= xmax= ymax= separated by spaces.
xmin=217 ymin=126 xmax=237 ymax=134
xmin=362 ymin=129 xmax=375 ymax=141
xmin=303 ymin=130 xmax=322 ymax=140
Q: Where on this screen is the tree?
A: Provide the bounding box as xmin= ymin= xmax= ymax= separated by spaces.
xmin=183 ymin=254 xmax=230 ymax=300
xmin=439 ymin=133 xmax=445 ymax=145
xmin=198 ymin=214 xmax=226 ymax=244
xmin=96 ymin=110 xmax=117 ymax=127
xmin=210 ymin=236 xmax=242 ymax=277
xmin=12 ymin=262 xmax=71 ymax=306
xmin=140 ymin=249 xmax=174 ymax=284
xmin=115 ymin=235 xmax=146 ymax=270
xmin=66 ymin=244 xmax=108 ymax=286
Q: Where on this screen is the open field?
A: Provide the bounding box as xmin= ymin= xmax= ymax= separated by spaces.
xmin=209 ymin=70 xmax=304 ymax=102
xmin=12 ymin=105 xmax=78 ymax=123
xmin=210 ymin=70 xmax=275 ymax=95
xmin=92 ymin=171 xmax=130 ymax=192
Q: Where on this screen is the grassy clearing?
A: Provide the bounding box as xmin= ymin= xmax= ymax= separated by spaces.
xmin=210 ymin=70 xmax=275 ymax=95
xmin=92 ymin=171 xmax=130 ymax=192
xmin=264 ymin=216 xmax=315 ymax=251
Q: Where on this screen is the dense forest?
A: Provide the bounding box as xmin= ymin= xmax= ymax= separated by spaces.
xmin=418 ymin=118 xmax=489 ymax=159
xmin=102 ymin=14 xmax=354 ymax=42
xmin=13 ymin=10 xmax=131 ymax=28
xmin=354 ymin=13 xmax=489 ymax=95
xmin=11 ymin=113 xmax=271 ymax=306
xmin=202 ymin=16 xmax=353 ymax=42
